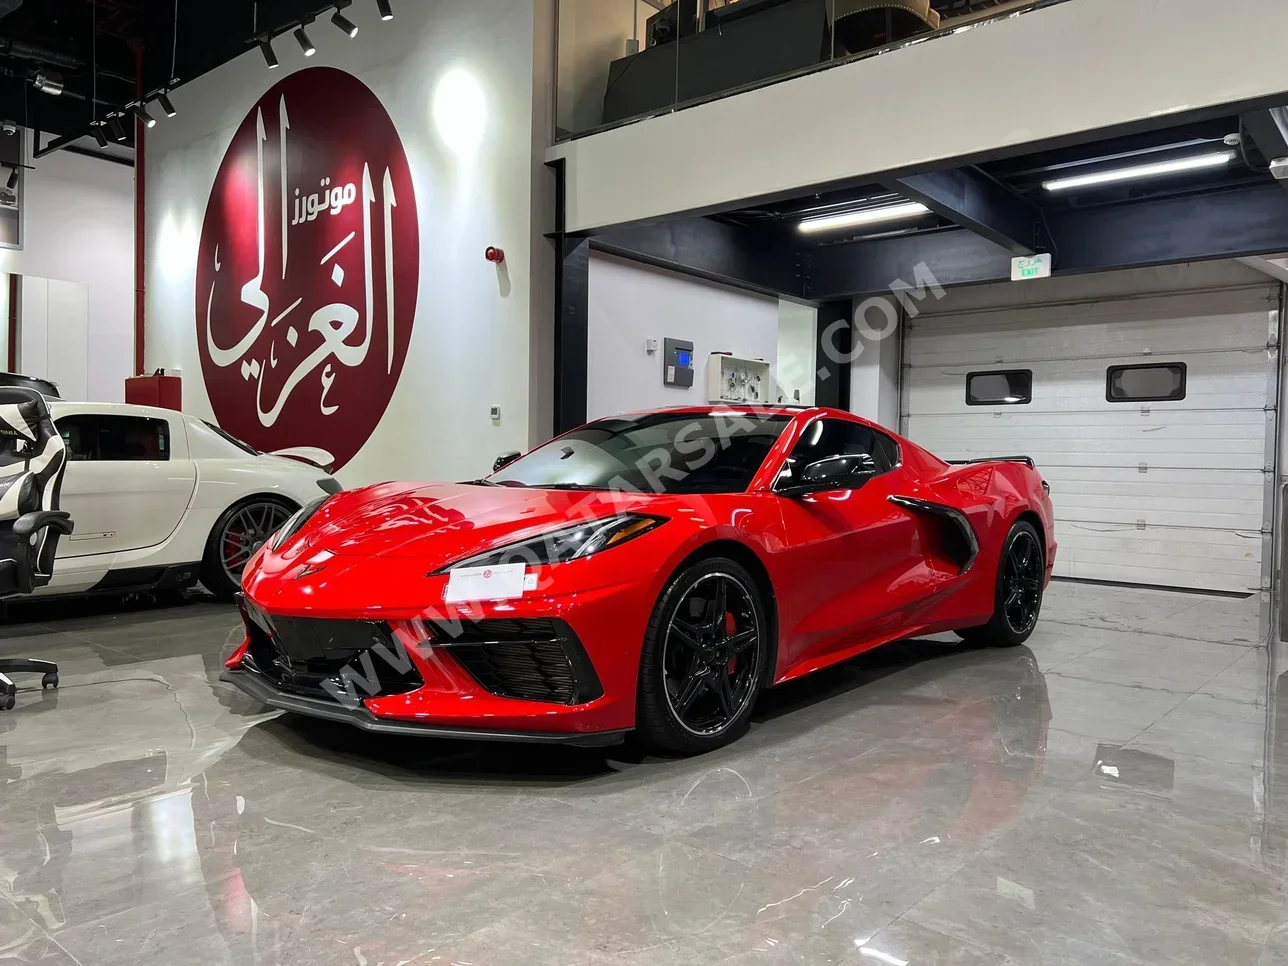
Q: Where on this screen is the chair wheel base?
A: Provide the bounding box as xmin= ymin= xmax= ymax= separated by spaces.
xmin=41 ymin=672 xmax=58 ymax=690
xmin=0 ymin=692 xmax=14 ymax=712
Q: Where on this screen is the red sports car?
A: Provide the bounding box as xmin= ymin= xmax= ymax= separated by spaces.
xmin=222 ymin=406 xmax=1055 ymax=755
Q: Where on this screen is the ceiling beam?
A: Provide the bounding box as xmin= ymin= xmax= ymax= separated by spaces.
xmin=1238 ymin=255 xmax=1288 ymax=284
xmin=882 ymin=167 xmax=1041 ymax=256
xmin=592 ymin=217 xmax=805 ymax=299
xmin=1240 ymin=107 xmax=1288 ymax=194
xmin=805 ymin=182 xmax=1288 ymax=298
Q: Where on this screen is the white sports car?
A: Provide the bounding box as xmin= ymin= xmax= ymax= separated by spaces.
xmin=33 ymin=400 xmax=340 ymax=601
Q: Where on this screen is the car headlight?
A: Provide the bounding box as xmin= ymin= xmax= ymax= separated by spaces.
xmin=271 ymin=496 xmax=329 ymax=550
xmin=438 ymin=514 xmax=665 ymax=572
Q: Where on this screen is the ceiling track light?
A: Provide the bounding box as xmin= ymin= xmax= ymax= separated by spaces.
xmin=376 ymin=0 xmax=393 ymax=21
xmin=797 ymin=201 xmax=930 ymax=235
xmin=294 ymin=25 xmax=316 ymax=56
xmin=1042 ymin=151 xmax=1236 ymax=192
xmin=259 ymin=38 xmax=280 ymax=69
xmin=131 ymin=102 xmax=157 ymax=129
xmin=6 ymin=167 xmax=18 ymax=191
xmin=91 ymin=122 xmax=109 ymax=148
xmin=331 ymin=7 xmax=359 ymax=37
xmin=107 ymin=114 xmax=126 ymax=141
xmin=156 ymin=92 xmax=177 ymax=118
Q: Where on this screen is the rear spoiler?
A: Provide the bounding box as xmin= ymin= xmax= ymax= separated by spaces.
xmin=946 ymin=456 xmax=1036 ymax=469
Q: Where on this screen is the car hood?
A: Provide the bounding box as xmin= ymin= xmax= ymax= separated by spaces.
xmin=291 ymin=481 xmax=665 ymax=568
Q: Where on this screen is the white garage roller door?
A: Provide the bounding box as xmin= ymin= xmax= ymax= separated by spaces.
xmin=901 ymin=280 xmax=1280 ymax=594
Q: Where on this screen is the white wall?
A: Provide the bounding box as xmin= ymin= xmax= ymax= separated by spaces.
xmin=0 ymin=148 xmax=134 ymax=401
xmin=19 ymin=277 xmax=90 ymax=400
xmin=776 ymin=300 xmax=816 ymax=406
xmin=850 ymin=296 xmax=901 ymax=430
xmin=549 ymin=0 xmax=1288 ymax=231
xmin=145 ymin=0 xmax=554 ymax=485
xmin=587 ymin=252 xmax=778 ymax=419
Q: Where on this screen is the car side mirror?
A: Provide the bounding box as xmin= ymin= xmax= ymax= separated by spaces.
xmin=777 ymin=453 xmax=877 ymax=497
xmin=493 ymin=451 xmax=522 ymax=473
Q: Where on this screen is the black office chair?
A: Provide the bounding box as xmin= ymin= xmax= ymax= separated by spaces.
xmin=0 ymin=387 xmax=73 ymax=710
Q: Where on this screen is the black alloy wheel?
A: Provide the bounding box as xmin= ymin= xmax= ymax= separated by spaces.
xmin=1001 ymin=528 xmax=1043 ymax=636
xmin=956 ymin=520 xmax=1044 ymax=648
xmin=637 ymin=557 xmax=768 ymax=755
xmin=201 ymin=497 xmax=296 ymax=601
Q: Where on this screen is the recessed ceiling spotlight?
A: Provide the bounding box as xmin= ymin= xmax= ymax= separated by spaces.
xmin=331 ymin=8 xmax=359 ymax=37
xmin=1043 ymin=151 xmax=1235 ymax=192
xmin=294 ymin=25 xmax=316 ymax=56
xmin=797 ymin=201 xmax=930 ymax=234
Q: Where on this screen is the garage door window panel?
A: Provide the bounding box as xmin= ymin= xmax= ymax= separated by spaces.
xmin=1106 ymin=363 xmax=1187 ymax=403
xmin=966 ymin=370 xmax=1032 ymax=406
xmin=59 ymin=416 xmax=171 ymax=462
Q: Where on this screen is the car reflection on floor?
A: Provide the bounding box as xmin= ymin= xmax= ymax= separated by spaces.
xmin=0 ymin=639 xmax=1052 ymax=964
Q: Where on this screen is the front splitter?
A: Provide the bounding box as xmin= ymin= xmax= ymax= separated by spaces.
xmin=220 ymin=669 xmax=627 ymax=747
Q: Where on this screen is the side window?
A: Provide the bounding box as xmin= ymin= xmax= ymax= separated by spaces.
xmin=874 ymin=431 xmax=901 ymax=470
xmin=779 ymin=419 xmax=895 ymax=486
xmin=966 ymin=369 xmax=1032 ymax=406
xmin=1106 ymin=363 xmax=1186 ymax=402
xmin=57 ymin=415 xmax=170 ymax=462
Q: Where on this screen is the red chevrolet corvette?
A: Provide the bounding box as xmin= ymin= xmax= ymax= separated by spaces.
xmin=222 ymin=406 xmax=1055 ymax=755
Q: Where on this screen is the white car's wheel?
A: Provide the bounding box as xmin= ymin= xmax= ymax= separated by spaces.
xmin=201 ymin=496 xmax=296 ymax=601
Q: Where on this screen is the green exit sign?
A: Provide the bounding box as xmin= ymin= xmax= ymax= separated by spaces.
xmin=1012 ymin=253 xmax=1053 ymax=281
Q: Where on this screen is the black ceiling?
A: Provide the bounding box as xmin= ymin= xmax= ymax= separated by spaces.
xmin=719 ymin=115 xmax=1272 ymax=250
xmin=0 ymin=0 xmax=369 ymax=147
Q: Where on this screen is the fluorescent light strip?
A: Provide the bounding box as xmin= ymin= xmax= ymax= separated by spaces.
xmin=1043 ymin=151 xmax=1235 ymax=192
xmin=798 ymin=201 xmax=929 ymax=234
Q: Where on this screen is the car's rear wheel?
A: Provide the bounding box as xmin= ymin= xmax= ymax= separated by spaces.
xmin=200 ymin=496 xmax=296 ymax=601
xmin=636 ymin=557 xmax=768 ymax=755
xmin=956 ymin=520 xmax=1044 ymax=647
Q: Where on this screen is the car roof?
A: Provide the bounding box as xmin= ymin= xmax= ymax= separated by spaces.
xmin=594 ymin=404 xmax=876 ymax=425
xmin=606 ymin=404 xmax=831 ymax=416
xmin=49 ymin=399 xmax=191 ymax=421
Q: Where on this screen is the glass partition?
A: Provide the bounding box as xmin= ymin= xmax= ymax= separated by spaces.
xmin=556 ymin=0 xmax=674 ymax=140
xmin=555 ymin=0 xmax=1062 ymax=141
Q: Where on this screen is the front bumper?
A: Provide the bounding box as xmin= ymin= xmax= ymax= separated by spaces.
xmin=230 ymin=550 xmax=666 ymax=735
xmin=220 ymin=668 xmax=626 ymax=746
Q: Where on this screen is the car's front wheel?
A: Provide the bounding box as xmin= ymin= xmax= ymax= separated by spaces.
xmin=200 ymin=497 xmax=297 ymax=601
xmin=636 ymin=557 xmax=769 ymax=755
xmin=956 ymin=519 xmax=1045 ymax=647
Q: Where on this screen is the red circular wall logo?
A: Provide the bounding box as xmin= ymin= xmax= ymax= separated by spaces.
xmin=197 ymin=67 xmax=419 ymax=472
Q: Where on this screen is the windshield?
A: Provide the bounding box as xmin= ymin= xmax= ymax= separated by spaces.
xmin=491 ymin=412 xmax=790 ymax=494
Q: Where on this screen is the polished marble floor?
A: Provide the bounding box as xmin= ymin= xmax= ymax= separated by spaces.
xmin=0 ymin=581 xmax=1280 ymax=965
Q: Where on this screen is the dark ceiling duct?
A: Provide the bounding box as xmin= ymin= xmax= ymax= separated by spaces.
xmin=0 ymin=35 xmax=81 ymax=70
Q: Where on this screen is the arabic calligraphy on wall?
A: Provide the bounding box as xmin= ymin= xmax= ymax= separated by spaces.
xmin=196 ymin=67 xmax=419 ymax=473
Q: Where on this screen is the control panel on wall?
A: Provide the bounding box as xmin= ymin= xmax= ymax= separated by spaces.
xmin=708 ymin=353 xmax=772 ymax=405
xmin=663 ymin=338 xmax=695 ymax=389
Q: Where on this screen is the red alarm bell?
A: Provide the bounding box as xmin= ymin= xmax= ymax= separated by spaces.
xmin=485 ymin=246 xmax=505 ymax=264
